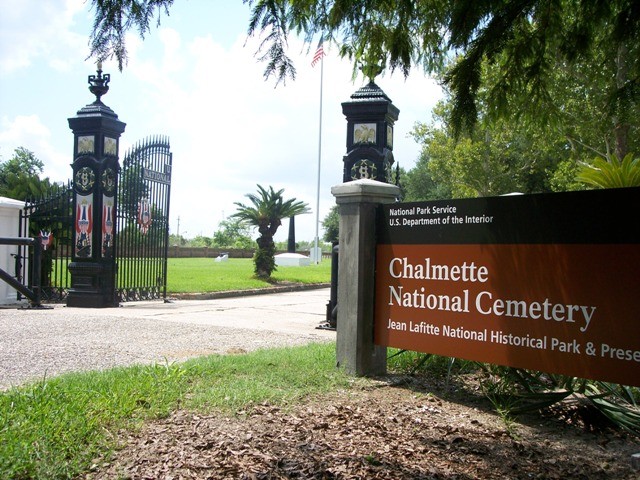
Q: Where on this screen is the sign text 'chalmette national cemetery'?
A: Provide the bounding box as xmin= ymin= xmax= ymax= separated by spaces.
xmin=374 ymin=187 xmax=640 ymax=387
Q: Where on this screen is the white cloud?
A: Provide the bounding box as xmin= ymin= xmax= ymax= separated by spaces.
xmin=0 ymin=0 xmax=88 ymax=75
xmin=105 ymin=26 xmax=443 ymax=242
xmin=0 ymin=115 xmax=68 ymax=180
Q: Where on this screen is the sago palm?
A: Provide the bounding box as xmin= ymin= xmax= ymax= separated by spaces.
xmin=578 ymin=153 xmax=640 ymax=188
xmin=233 ymin=185 xmax=309 ymax=279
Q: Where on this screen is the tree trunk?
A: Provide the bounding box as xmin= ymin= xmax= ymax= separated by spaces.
xmin=614 ymin=42 xmax=630 ymax=160
xmin=254 ymin=233 xmax=276 ymax=279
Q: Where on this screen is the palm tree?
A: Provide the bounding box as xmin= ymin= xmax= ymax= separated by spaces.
xmin=233 ymin=185 xmax=310 ymax=279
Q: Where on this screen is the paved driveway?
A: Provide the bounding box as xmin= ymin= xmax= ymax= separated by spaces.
xmin=0 ymin=288 xmax=334 ymax=390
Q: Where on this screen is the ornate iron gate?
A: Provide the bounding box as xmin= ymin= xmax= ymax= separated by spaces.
xmin=19 ymin=182 xmax=74 ymax=302
xmin=16 ymin=135 xmax=172 ymax=304
xmin=116 ymin=135 xmax=172 ymax=301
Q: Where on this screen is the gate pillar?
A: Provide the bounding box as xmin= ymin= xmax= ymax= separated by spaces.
xmin=328 ymin=79 xmax=400 ymax=372
xmin=332 ymin=179 xmax=399 ymax=376
xmin=67 ymin=63 xmax=126 ymax=308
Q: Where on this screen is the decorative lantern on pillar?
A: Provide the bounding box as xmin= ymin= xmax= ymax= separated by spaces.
xmin=67 ymin=63 xmax=126 ymax=308
xmin=341 ymin=79 xmax=399 ymax=183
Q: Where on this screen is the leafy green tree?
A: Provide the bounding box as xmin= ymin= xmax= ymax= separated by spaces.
xmin=169 ymin=233 xmax=188 ymax=246
xmin=232 ymin=185 xmax=309 ymax=279
xmin=321 ymin=205 xmax=339 ymax=244
xmin=88 ymin=0 xmax=639 ymax=138
xmin=443 ymin=1 xmax=639 ymax=142
xmin=402 ymin=155 xmax=452 ymax=202
xmin=296 ymin=239 xmax=326 ymax=251
xmin=476 ymin=23 xmax=639 ymax=162
xmin=406 ymin=99 xmax=570 ymax=199
xmin=212 ymin=218 xmax=254 ymax=249
xmin=547 ymin=159 xmax=586 ymax=193
xmin=406 ymin=26 xmax=640 ymax=199
xmin=189 ymin=235 xmax=214 ymax=248
xmin=0 ymin=147 xmax=53 ymax=200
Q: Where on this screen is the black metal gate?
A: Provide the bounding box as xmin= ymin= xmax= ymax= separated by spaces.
xmin=19 ymin=181 xmax=74 ymax=302
xmin=16 ymin=135 xmax=172 ymax=304
xmin=116 ymin=135 xmax=172 ymax=302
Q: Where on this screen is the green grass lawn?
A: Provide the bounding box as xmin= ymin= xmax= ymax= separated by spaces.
xmin=166 ymin=257 xmax=331 ymax=293
xmin=0 ymin=343 xmax=350 ymax=479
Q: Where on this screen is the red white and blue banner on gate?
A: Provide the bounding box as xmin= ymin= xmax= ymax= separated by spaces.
xmin=75 ymin=193 xmax=93 ymax=258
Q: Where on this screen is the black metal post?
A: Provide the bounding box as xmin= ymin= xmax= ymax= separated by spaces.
xmin=327 ymin=242 xmax=339 ymax=328
xmin=287 ymin=216 xmax=296 ymax=253
xmin=32 ymin=235 xmax=42 ymax=306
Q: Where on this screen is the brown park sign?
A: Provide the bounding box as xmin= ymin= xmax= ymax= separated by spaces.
xmin=374 ymin=187 xmax=640 ymax=387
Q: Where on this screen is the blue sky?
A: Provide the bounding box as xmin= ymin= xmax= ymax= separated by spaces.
xmin=0 ymin=0 xmax=443 ymax=242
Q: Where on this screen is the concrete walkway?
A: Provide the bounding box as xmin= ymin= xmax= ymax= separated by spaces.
xmin=0 ymin=288 xmax=334 ymax=390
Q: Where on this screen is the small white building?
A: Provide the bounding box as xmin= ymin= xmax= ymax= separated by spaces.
xmin=0 ymin=196 xmax=25 ymax=304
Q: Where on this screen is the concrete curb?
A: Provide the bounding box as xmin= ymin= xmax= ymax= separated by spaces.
xmin=169 ymin=283 xmax=331 ymax=301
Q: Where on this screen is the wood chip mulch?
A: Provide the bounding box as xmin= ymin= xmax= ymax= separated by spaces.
xmin=84 ymin=379 xmax=640 ymax=479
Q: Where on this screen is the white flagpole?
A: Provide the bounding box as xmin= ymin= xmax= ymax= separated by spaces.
xmin=313 ymin=44 xmax=324 ymax=264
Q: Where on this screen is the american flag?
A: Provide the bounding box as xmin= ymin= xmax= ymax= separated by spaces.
xmin=311 ymin=37 xmax=325 ymax=67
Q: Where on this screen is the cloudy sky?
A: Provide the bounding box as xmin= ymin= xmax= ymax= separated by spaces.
xmin=0 ymin=0 xmax=443 ymax=243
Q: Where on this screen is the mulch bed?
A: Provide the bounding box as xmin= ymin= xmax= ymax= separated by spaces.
xmin=84 ymin=376 xmax=640 ymax=479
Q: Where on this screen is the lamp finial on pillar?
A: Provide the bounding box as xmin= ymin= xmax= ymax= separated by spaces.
xmin=360 ymin=62 xmax=383 ymax=84
xmin=88 ymin=62 xmax=110 ymax=104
